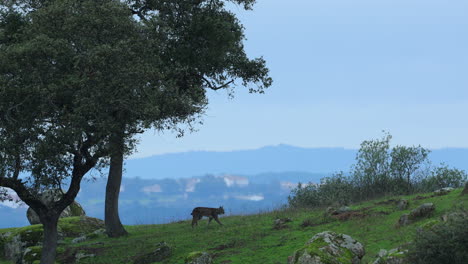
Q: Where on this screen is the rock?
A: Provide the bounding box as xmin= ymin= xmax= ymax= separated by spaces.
xmin=71 ymin=235 xmax=87 ymax=244
xmin=396 ymin=200 xmax=409 ymax=211
xmin=372 ymin=248 xmax=408 ymax=264
xmin=288 ymin=231 xmax=365 ymax=264
xmin=409 ymin=203 xmax=435 ymax=219
xmin=332 ymin=207 xmax=351 ymax=215
xmin=75 ymin=251 xmax=95 ymax=262
xmin=433 ymin=187 xmax=454 ymax=196
xmin=133 ymin=242 xmax=171 ymax=264
xmin=397 ymin=214 xmax=410 ymax=227
xmin=398 ymin=203 xmax=435 ymax=226
xmin=26 ymin=189 xmax=86 ymax=225
xmin=273 ymin=218 xmax=292 ymax=229
xmin=22 ymin=246 xmax=42 ymax=264
xmin=58 ymin=216 xmax=104 ymax=238
xmin=2 ymin=216 xmax=103 ymax=264
xmin=3 ymin=225 xmax=44 ymax=263
xmin=71 ymin=228 xmax=105 ymax=244
xmin=185 ymin=251 xmax=213 ymax=264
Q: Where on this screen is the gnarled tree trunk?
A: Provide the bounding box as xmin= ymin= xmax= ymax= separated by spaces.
xmin=105 ymin=133 xmax=128 ymax=237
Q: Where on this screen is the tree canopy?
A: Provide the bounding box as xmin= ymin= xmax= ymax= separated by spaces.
xmin=1 ymin=0 xmax=271 ymax=262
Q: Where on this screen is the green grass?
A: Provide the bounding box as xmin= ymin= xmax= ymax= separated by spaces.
xmin=1 ymin=189 xmax=466 ymax=264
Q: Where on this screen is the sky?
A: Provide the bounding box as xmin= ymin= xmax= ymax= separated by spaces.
xmin=131 ymin=0 xmax=468 ymax=158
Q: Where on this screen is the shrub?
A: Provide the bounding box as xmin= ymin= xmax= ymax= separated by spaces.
xmin=406 ymin=214 xmax=468 ymax=264
xmin=417 ymin=165 xmax=467 ymax=192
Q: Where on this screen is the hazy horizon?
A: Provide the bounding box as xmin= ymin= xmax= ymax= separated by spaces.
xmin=130 ymin=0 xmax=468 ymax=159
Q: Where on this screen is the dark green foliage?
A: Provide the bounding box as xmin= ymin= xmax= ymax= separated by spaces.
xmin=288 ymin=172 xmax=354 ymax=208
xmin=407 ymin=214 xmax=468 ymax=264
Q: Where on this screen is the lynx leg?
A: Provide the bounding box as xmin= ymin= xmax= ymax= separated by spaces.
xmin=192 ymin=216 xmax=198 ymax=228
xmin=208 ymin=217 xmax=213 ymax=225
xmin=214 ymin=215 xmax=223 ymax=226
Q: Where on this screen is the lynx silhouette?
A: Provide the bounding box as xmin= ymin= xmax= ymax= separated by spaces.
xmin=191 ymin=206 xmax=225 ymax=228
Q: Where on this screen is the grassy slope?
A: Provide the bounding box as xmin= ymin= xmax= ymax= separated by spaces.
xmin=1 ymin=189 xmax=466 ymax=264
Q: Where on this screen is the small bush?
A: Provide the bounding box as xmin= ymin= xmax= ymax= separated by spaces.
xmin=406 ymin=214 xmax=468 ymax=264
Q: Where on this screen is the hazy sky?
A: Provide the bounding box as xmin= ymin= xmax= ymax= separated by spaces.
xmin=131 ymin=0 xmax=468 ymax=158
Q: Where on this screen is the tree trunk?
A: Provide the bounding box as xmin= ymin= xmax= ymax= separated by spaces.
xmin=40 ymin=214 xmax=59 ymax=264
xmin=105 ymin=133 xmax=128 ymax=237
xmin=462 ymin=182 xmax=468 ymax=196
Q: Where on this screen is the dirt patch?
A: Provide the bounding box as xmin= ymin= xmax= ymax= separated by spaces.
xmin=301 ymin=218 xmax=333 ymax=228
xmin=209 ymin=242 xmax=236 ymax=251
xmin=332 ymin=211 xmax=367 ymax=220
xmin=375 ymin=199 xmax=398 ymax=205
xmin=220 ymin=261 xmax=233 ymax=264
xmin=413 ymin=195 xmax=436 ymax=200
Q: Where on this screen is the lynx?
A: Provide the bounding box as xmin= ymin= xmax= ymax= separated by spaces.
xmin=191 ymin=206 xmax=225 ymax=228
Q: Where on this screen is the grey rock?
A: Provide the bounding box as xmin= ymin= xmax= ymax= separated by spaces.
xmin=409 ymin=203 xmax=435 ymax=219
xmin=288 ymin=231 xmax=365 ymax=264
xmin=3 ymin=226 xmax=43 ymax=264
xmin=75 ymin=252 xmax=95 ymax=262
xmin=332 ymin=206 xmax=351 ymax=215
xmin=372 ymin=247 xmax=408 ymax=264
xmin=434 ymin=187 xmax=454 ymax=196
xmin=396 ymin=200 xmax=409 ymax=211
xmin=398 ymin=214 xmax=410 ymax=226
xmin=72 ymin=235 xmax=87 ymax=244
xmin=133 ymin=242 xmax=171 ymax=264
xmin=26 ymin=189 xmax=86 ymax=225
xmin=185 ymin=252 xmax=213 ymax=264
xmin=273 ymin=218 xmax=292 ymax=229
xmin=398 ymin=203 xmax=435 ymax=226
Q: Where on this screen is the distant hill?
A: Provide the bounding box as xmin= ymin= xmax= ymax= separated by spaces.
xmin=0 ymin=172 xmax=326 ymax=228
xmin=124 ymin=145 xmax=468 ymax=179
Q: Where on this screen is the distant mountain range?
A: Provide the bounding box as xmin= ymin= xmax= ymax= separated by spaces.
xmin=124 ymin=145 xmax=468 ymax=179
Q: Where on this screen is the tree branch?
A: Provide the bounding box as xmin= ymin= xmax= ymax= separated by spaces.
xmin=202 ymin=77 xmax=234 ymax=91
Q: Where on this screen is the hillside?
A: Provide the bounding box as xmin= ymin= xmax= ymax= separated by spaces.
xmin=1 ymin=188 xmax=466 ymax=264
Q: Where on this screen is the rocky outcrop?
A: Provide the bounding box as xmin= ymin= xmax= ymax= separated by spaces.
xmin=372 ymin=248 xmax=408 ymax=264
xmin=288 ymin=231 xmax=365 ymax=264
xmin=2 ymin=216 xmax=104 ymax=264
xmin=433 ymin=187 xmax=454 ymax=196
xmin=398 ymin=203 xmax=435 ymax=227
xmin=185 ymin=251 xmax=213 ymax=264
xmin=26 ymin=189 xmax=86 ymax=225
xmin=396 ymin=200 xmax=409 ymax=211
xmin=133 ymin=242 xmax=171 ymax=264
xmin=273 ymin=218 xmax=292 ymax=230
xmin=331 ymin=207 xmax=351 ymax=215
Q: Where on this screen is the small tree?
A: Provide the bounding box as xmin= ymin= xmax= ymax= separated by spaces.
xmin=351 ymin=132 xmax=392 ymax=199
xmin=390 ymin=145 xmax=430 ymax=194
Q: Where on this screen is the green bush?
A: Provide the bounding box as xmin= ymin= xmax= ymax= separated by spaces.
xmin=417 ymin=165 xmax=467 ymax=192
xmin=288 ymin=172 xmax=356 ymax=208
xmin=406 ymin=215 xmax=468 ymax=264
